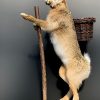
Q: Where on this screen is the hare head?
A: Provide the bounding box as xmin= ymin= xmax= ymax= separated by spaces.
xmin=45 ymin=0 xmax=64 ymax=8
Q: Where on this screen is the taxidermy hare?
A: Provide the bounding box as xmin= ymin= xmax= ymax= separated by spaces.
xmin=21 ymin=0 xmax=91 ymax=100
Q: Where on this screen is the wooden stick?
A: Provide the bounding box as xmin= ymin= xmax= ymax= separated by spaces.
xmin=34 ymin=6 xmax=47 ymax=100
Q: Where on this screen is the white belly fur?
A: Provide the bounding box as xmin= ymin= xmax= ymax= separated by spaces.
xmin=50 ymin=36 xmax=68 ymax=65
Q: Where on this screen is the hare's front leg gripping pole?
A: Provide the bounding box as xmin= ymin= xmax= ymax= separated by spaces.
xmin=34 ymin=6 xmax=47 ymax=100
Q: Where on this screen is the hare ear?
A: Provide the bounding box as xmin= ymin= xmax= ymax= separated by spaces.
xmin=62 ymin=0 xmax=66 ymax=4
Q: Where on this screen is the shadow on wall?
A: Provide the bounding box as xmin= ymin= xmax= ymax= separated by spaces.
xmin=44 ymin=33 xmax=88 ymax=97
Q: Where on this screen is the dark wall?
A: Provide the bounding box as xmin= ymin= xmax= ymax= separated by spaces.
xmin=0 ymin=0 xmax=100 ymax=100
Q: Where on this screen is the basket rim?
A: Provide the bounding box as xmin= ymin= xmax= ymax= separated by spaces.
xmin=74 ymin=17 xmax=96 ymax=23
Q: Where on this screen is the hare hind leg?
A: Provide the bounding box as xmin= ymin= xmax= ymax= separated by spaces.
xmin=59 ymin=66 xmax=72 ymax=100
xmin=66 ymin=69 xmax=83 ymax=100
xmin=59 ymin=66 xmax=67 ymax=82
xmin=68 ymin=81 xmax=79 ymax=100
xmin=60 ymin=89 xmax=72 ymax=100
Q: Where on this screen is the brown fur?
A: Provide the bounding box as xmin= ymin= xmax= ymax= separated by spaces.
xmin=21 ymin=1 xmax=91 ymax=100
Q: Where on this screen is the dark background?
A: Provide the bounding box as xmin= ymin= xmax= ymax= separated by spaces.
xmin=0 ymin=0 xmax=100 ymax=100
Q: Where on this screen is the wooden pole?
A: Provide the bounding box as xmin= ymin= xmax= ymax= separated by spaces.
xmin=34 ymin=6 xmax=47 ymax=100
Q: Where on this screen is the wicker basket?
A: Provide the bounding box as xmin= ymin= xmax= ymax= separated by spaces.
xmin=74 ymin=18 xmax=96 ymax=41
